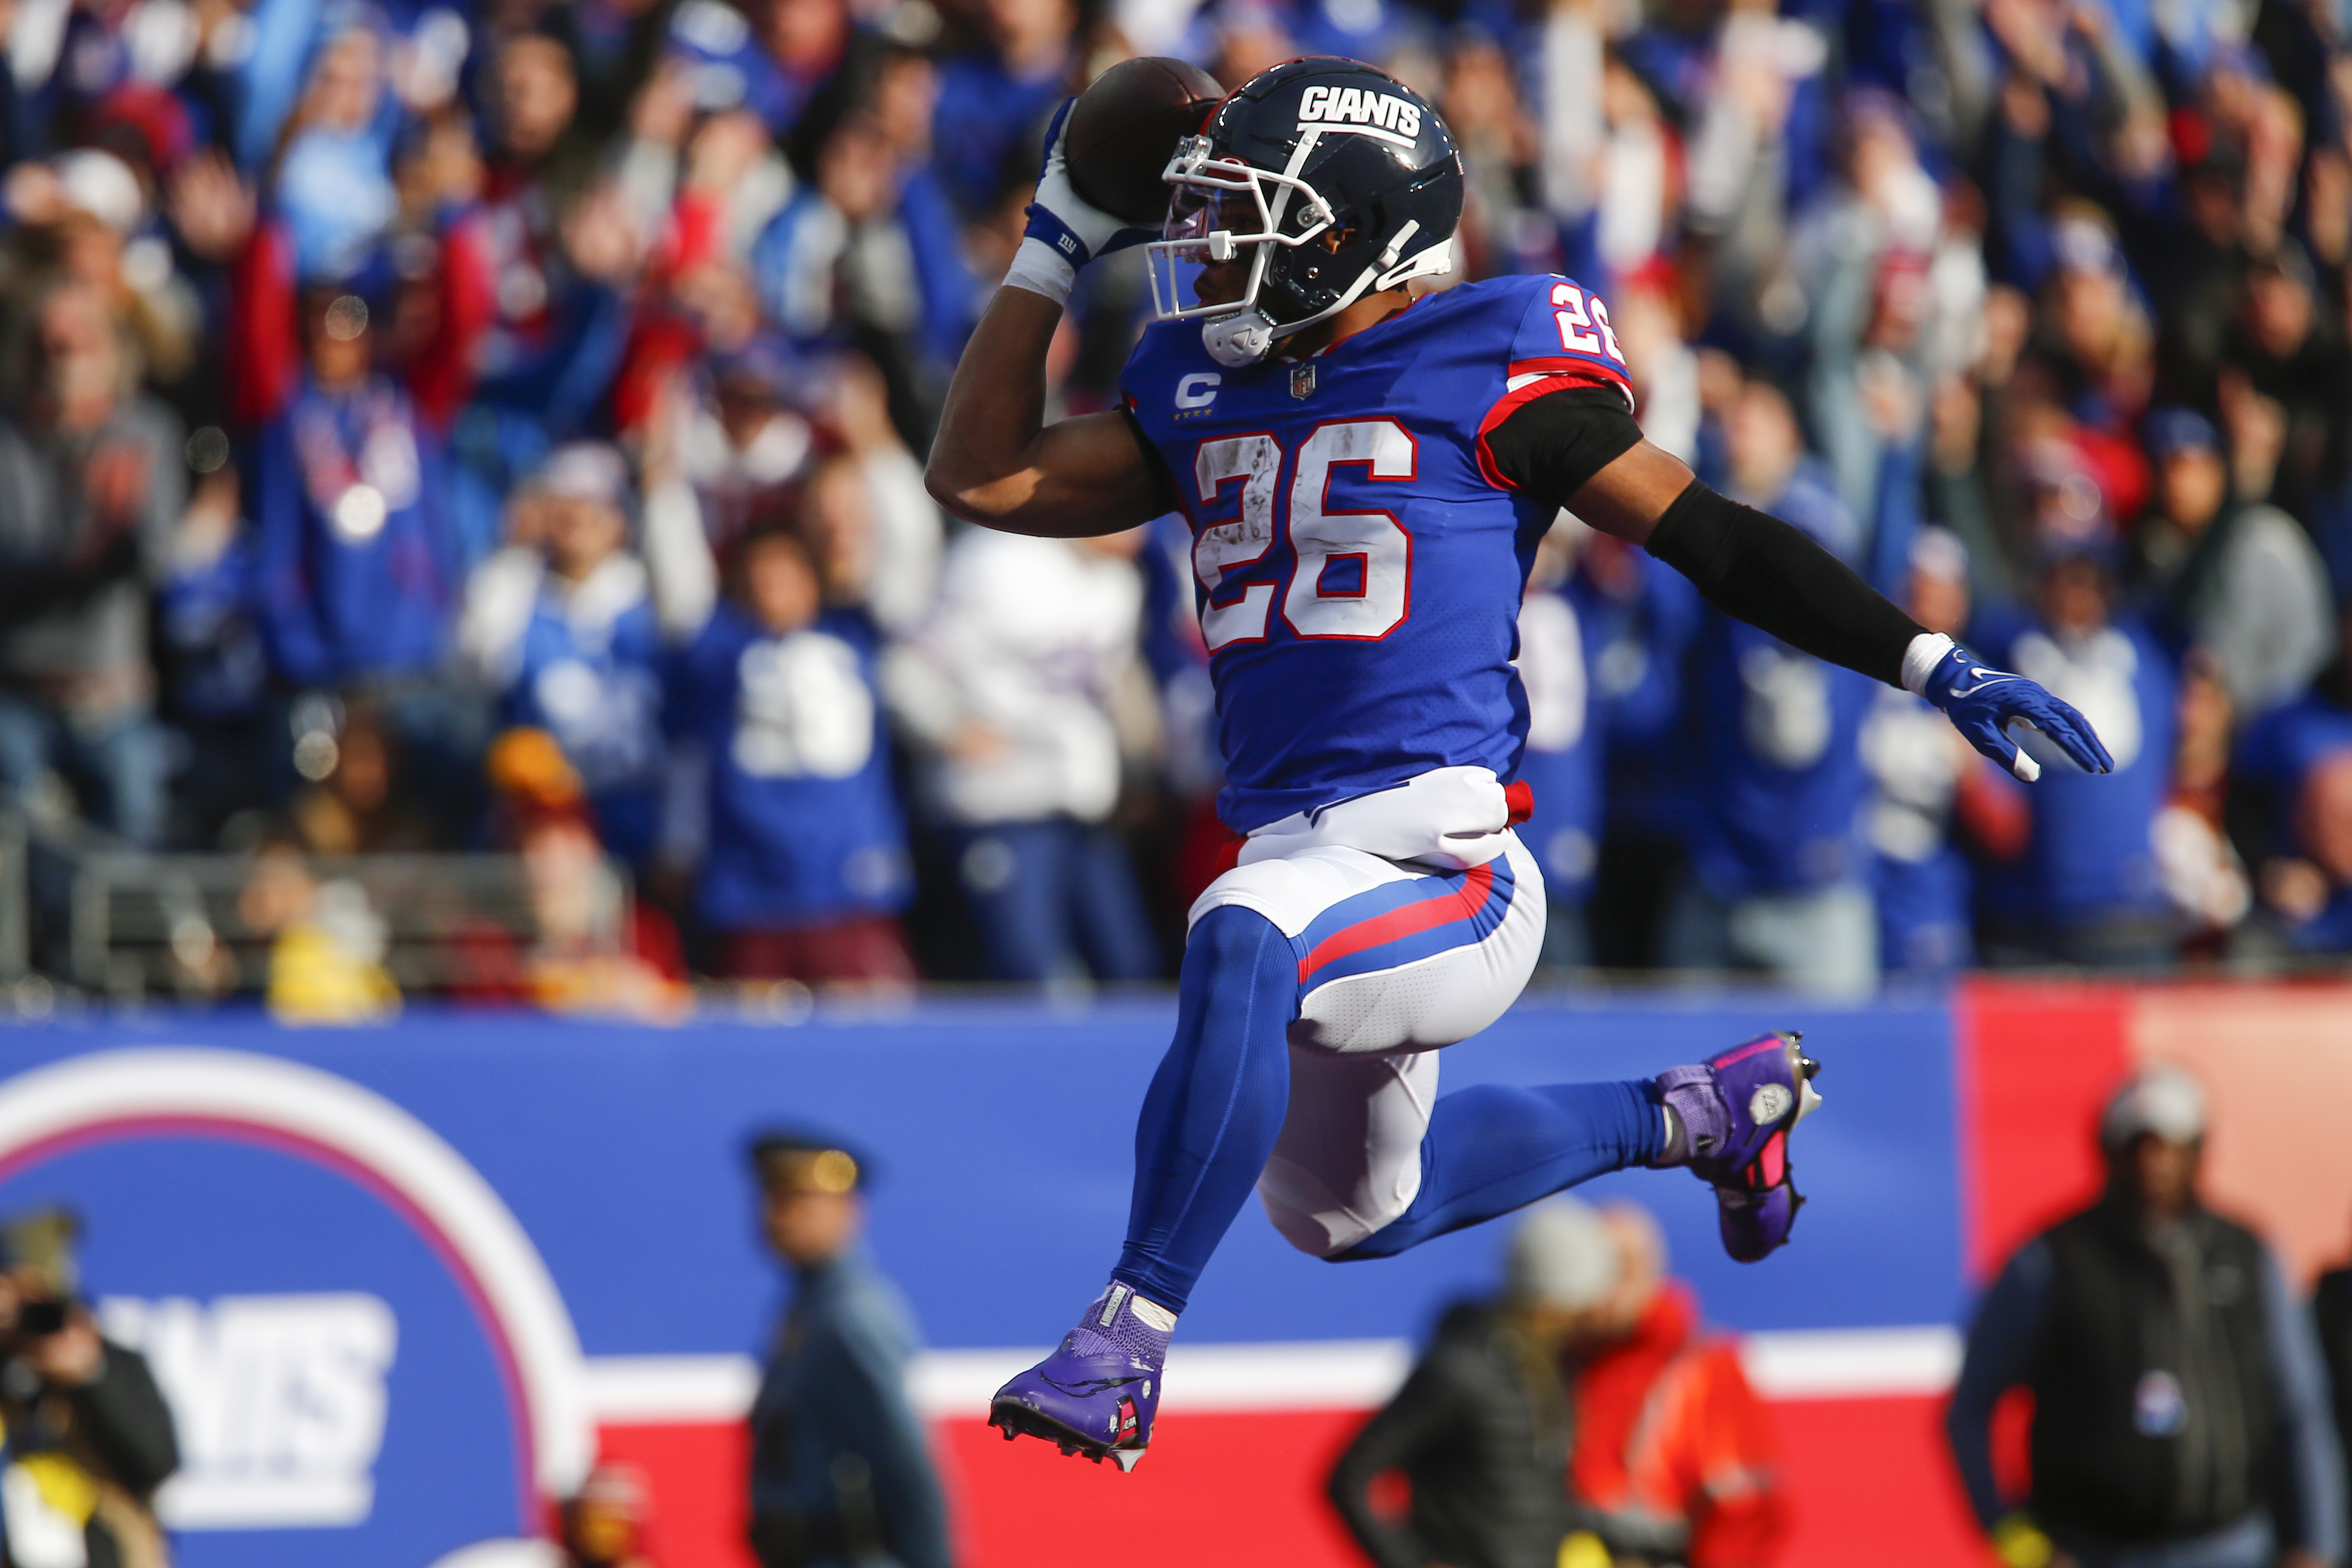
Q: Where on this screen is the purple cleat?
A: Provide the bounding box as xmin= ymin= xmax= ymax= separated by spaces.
xmin=1654 ymin=1031 xmax=1822 ymax=1263
xmin=988 ymin=1283 xmax=1172 ymax=1471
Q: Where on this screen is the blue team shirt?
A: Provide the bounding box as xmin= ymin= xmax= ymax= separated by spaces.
xmin=502 ymin=575 xmax=667 ymax=864
xmin=2235 ymin=697 xmax=2352 ymax=953
xmin=255 ymin=375 xmax=455 ymax=689
xmin=1686 ymin=460 xmax=1874 ymax=901
xmin=1981 ymin=617 xmax=2177 ymax=929
xmin=1120 ymin=273 xmax=1635 ymax=834
xmin=672 ymin=605 xmax=912 ymax=931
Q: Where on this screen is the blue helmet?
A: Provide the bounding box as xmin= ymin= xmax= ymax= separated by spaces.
xmin=1147 ymin=58 xmax=1464 ymax=367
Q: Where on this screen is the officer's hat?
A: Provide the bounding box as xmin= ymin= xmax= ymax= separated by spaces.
xmin=748 ymin=1129 xmax=871 ymax=1195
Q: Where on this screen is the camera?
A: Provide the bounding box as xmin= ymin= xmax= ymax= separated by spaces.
xmin=15 ymin=1299 xmax=67 ymax=1337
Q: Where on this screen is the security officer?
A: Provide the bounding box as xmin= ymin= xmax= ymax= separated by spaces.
xmin=1946 ymin=1067 xmax=2345 ymax=1568
xmin=745 ymin=1130 xmax=951 ymax=1568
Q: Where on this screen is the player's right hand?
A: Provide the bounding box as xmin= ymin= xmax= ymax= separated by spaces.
xmin=1022 ymin=100 xmax=1152 ymax=269
xmin=1921 ymin=643 xmax=2113 ymax=783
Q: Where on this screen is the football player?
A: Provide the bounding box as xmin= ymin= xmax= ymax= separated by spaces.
xmin=925 ymin=58 xmax=2111 ymax=1469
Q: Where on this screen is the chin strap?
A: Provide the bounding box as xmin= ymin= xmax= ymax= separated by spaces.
xmin=1203 ymin=310 xmax=1277 ymax=365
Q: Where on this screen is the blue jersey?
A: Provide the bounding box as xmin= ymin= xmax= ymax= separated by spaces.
xmin=254 ymin=375 xmax=454 ymax=690
xmin=1686 ymin=461 xmax=1873 ymax=901
xmin=672 ymin=605 xmax=912 ymax=932
xmin=1120 ymin=273 xmax=1634 ymax=834
xmin=1982 ymin=618 xmax=2177 ymax=929
xmin=502 ymin=567 xmax=667 ymax=864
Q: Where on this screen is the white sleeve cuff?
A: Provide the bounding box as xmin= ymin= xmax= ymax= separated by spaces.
xmin=1902 ymin=632 xmax=1956 ymax=697
xmin=1002 ymin=237 xmax=1077 ymax=307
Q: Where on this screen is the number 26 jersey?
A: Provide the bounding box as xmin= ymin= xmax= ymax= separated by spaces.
xmin=1120 ymin=272 xmax=1635 ymax=834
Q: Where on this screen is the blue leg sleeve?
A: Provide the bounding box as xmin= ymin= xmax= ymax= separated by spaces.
xmin=1337 ymin=1079 xmax=1664 ymax=1260
xmin=1111 ymin=904 xmax=1296 ymax=1313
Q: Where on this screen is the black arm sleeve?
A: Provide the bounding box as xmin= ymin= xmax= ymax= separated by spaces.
xmin=1645 ymin=479 xmax=1924 ymax=689
xmin=1481 ymin=386 xmax=1646 ymax=506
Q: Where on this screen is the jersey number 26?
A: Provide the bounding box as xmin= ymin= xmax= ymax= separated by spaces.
xmin=1191 ymin=418 xmax=1417 ymax=653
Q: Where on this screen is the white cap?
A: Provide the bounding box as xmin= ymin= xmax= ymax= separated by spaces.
xmin=2100 ymin=1064 xmax=2208 ymax=1149
xmin=536 ymin=442 xmax=628 ymax=509
xmin=1910 ymin=525 xmax=1969 ymax=584
xmin=54 ymin=150 xmax=143 ymax=233
xmin=1503 ymin=1197 xmax=1620 ymax=1312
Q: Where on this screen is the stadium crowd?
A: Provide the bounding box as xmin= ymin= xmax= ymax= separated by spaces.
xmin=4 ymin=0 xmax=2352 ymax=1000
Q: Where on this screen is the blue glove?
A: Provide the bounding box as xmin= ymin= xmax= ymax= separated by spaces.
xmin=1920 ymin=641 xmax=2114 ymax=782
xmin=1021 ymin=99 xmax=1154 ymax=270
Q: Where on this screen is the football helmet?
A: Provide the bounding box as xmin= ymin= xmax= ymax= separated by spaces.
xmin=1147 ymin=58 xmax=1463 ymax=367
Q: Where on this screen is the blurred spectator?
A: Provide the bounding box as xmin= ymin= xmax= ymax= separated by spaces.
xmin=929 ymin=0 xmax=1073 ymax=219
xmin=2235 ymin=623 xmax=2352 ymax=954
xmin=286 ymin=705 xmax=433 ymax=855
xmin=1663 ymin=378 xmax=1877 ymax=995
xmin=1329 ymin=1197 xmax=1786 ymax=1568
xmin=1947 ymin=1066 xmax=2345 ymax=1568
xmin=3 ymin=148 xmax=203 ymax=405
xmin=1980 ymin=542 xmax=2180 ymax=969
xmin=2317 ymin=1240 xmax=2352 ymax=1539
xmin=0 ymin=275 xmax=182 ymax=847
xmin=2154 ymin=653 xmax=2253 ymax=949
xmin=460 ymin=728 xmax=692 ymax=1022
xmin=793 ymin=358 xmax=942 ymax=638
xmin=254 ymin=287 xmax=455 ymax=691
xmin=1582 ymin=528 xmax=1705 ymax=973
xmin=270 ymin=22 xmax=398 ymax=286
xmin=2219 ymin=245 xmax=2351 ymax=526
xmin=238 ymin=838 xmax=401 ymax=1022
xmin=2136 ymin=408 xmax=2332 ymax=724
xmin=1861 ymin=528 xmax=2022 ymax=976
xmin=0 ymin=1206 xmax=178 ymax=1566
xmin=1556 ymin=1203 xmax=1786 ymax=1568
xmin=560 ymin=1463 xmax=657 ymax=1568
xmin=888 ymin=524 xmax=1158 ymax=984
xmin=425 ymin=27 xmax=638 ymax=459
xmin=1327 ymin=1197 xmax=1593 ymax=1568
xmin=745 ymin=1130 xmax=949 ymax=1568
xmin=459 ymin=440 xmax=711 ymax=865
xmin=753 ymin=101 xmax=975 ymax=439
xmin=155 ymin=452 xmax=271 ymax=847
xmin=1516 ymin=522 xmax=1609 ymax=969
xmin=678 ymin=341 xmax=820 ymax=557
xmin=667 ymin=525 xmax=915 ymax=989
xmin=665 ymin=0 xmax=855 ymax=141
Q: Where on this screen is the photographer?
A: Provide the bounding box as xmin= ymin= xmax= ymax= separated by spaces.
xmin=0 ymin=1209 xmax=179 ymax=1568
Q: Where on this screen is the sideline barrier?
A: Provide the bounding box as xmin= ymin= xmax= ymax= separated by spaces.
xmin=0 ymin=980 xmax=2338 ymax=1566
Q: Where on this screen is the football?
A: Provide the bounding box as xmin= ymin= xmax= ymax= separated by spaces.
xmin=1063 ymin=56 xmax=1225 ymax=227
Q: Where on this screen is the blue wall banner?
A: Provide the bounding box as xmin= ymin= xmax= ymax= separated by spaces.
xmin=0 ymin=995 xmax=1961 ymax=1566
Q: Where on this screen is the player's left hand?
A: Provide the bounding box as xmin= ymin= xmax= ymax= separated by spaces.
xmin=1022 ymin=99 xmax=1153 ymax=268
xmin=1921 ymin=642 xmax=2113 ymax=783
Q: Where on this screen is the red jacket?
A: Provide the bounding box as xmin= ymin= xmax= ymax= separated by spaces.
xmin=1567 ymin=1283 xmax=1790 ymax=1568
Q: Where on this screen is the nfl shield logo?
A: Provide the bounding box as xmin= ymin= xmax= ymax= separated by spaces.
xmin=1290 ymin=363 xmax=1317 ymax=400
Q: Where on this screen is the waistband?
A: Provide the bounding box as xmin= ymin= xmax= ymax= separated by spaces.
xmin=1241 ymin=767 xmax=1516 ymax=871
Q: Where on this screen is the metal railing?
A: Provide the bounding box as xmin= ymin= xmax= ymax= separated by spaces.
xmin=0 ymin=810 xmax=633 ymax=1006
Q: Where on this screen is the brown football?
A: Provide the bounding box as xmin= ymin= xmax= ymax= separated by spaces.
xmin=1063 ymin=57 xmax=1225 ymax=227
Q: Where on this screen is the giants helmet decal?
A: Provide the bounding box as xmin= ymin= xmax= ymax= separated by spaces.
xmin=1146 ymin=58 xmax=1464 ymax=366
